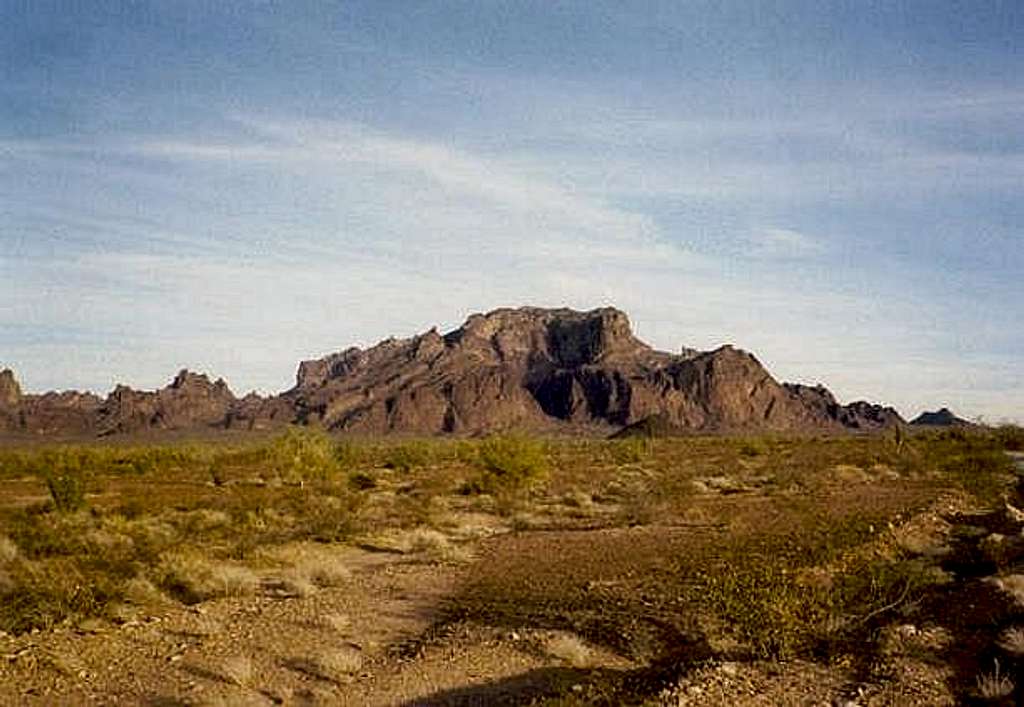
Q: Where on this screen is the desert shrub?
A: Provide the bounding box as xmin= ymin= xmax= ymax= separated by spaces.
xmin=292 ymin=647 xmax=363 ymax=682
xmin=333 ymin=440 xmax=365 ymax=467
xmin=383 ymin=440 xmax=434 ymax=472
xmin=995 ymin=425 xmax=1024 ymax=452
xmin=610 ymin=436 xmax=652 ymax=464
xmin=266 ymin=426 xmax=339 ymax=482
xmin=694 ymin=560 xmax=814 ymax=659
xmin=45 ymin=472 xmax=87 ymax=513
xmin=0 ymin=557 xmax=121 ymax=633
xmin=349 ymin=471 xmax=377 ymax=490
xmin=110 ymin=446 xmax=199 ymax=476
xmin=156 ymin=551 xmax=259 ymax=604
xmin=474 ymin=435 xmax=548 ymax=492
xmin=934 ymin=439 xmax=1013 ymax=503
xmin=737 ymin=438 xmax=770 ymax=458
xmin=688 ymin=504 xmax=943 ymax=661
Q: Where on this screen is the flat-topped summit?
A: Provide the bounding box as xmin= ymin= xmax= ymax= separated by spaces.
xmin=0 ymin=307 xmax=907 ymax=437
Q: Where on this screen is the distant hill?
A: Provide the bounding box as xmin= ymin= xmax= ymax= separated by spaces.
xmin=910 ymin=408 xmax=974 ymax=427
xmin=0 ymin=306 xmax=905 ymax=437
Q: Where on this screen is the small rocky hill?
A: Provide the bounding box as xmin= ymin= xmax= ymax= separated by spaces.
xmin=0 ymin=307 xmax=905 ymax=437
xmin=910 ymin=407 xmax=974 ymax=427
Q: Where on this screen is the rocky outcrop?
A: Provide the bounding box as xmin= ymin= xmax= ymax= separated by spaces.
xmin=0 ymin=369 xmax=21 ymax=407
xmin=97 ymin=370 xmax=237 ymax=435
xmin=0 ymin=368 xmax=102 ymax=436
xmin=0 ymin=307 xmax=905 ymax=437
xmin=20 ymin=391 xmax=103 ymax=436
xmin=784 ymin=383 xmax=904 ymax=431
xmin=226 ymin=392 xmax=295 ymax=432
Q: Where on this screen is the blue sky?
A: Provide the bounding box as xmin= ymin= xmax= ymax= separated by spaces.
xmin=2 ymin=1 xmax=1021 ymax=421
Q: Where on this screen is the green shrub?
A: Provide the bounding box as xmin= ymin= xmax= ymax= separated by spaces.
xmin=737 ymin=438 xmax=767 ymax=458
xmin=474 ymin=435 xmax=548 ymax=492
xmin=610 ymin=436 xmax=652 ymax=464
xmin=349 ymin=471 xmax=377 ymax=490
xmin=45 ymin=473 xmax=87 ymax=513
xmin=938 ymin=443 xmax=1013 ymax=503
xmin=995 ymin=425 xmax=1024 ymax=452
xmin=267 ymin=426 xmax=339 ymax=482
xmin=333 ymin=440 xmax=365 ymax=468
xmin=383 ymin=440 xmax=434 ymax=472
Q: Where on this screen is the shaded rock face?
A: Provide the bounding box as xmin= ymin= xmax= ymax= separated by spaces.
xmin=0 ymin=307 xmax=901 ymax=437
xmin=911 ymin=408 xmax=972 ymax=427
xmin=784 ymin=384 xmax=904 ymax=431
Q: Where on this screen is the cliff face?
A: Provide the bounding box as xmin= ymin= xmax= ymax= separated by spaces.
xmin=0 ymin=307 xmax=905 ymax=437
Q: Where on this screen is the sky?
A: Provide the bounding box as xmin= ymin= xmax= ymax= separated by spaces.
xmin=1 ymin=1 xmax=1021 ymax=422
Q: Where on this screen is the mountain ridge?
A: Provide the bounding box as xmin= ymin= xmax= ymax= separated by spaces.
xmin=1 ymin=306 xmax=907 ymax=437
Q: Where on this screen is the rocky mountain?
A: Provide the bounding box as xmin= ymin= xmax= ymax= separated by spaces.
xmin=0 ymin=306 xmax=905 ymax=437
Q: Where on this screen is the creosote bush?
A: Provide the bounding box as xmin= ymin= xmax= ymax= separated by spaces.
xmin=45 ymin=472 xmax=87 ymax=513
xmin=474 ymin=434 xmax=548 ymax=492
xmin=267 ymin=425 xmax=339 ymax=482
xmin=610 ymin=436 xmax=653 ymax=464
xmin=383 ymin=440 xmax=434 ymax=472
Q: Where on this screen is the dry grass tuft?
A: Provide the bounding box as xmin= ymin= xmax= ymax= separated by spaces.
xmin=407 ymin=527 xmax=472 ymax=562
xmin=294 ymin=647 xmax=363 ymax=682
xmin=122 ymin=576 xmax=168 ymax=606
xmin=0 ymin=535 xmax=19 ymax=564
xmin=543 ymin=632 xmax=592 ymax=668
xmin=277 ymin=568 xmax=318 ymax=598
xmin=359 ymin=527 xmax=471 ymax=563
xmin=316 ymin=612 xmax=352 ymax=634
xmin=219 ymin=654 xmax=254 ymax=687
xmin=259 ymin=542 xmax=351 ymax=587
xmin=158 ymin=552 xmax=259 ymax=603
xmin=975 ymin=659 xmax=1015 ymax=700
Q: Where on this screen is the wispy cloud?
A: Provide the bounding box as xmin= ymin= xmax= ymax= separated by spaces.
xmin=747 ymin=227 xmax=824 ymax=258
